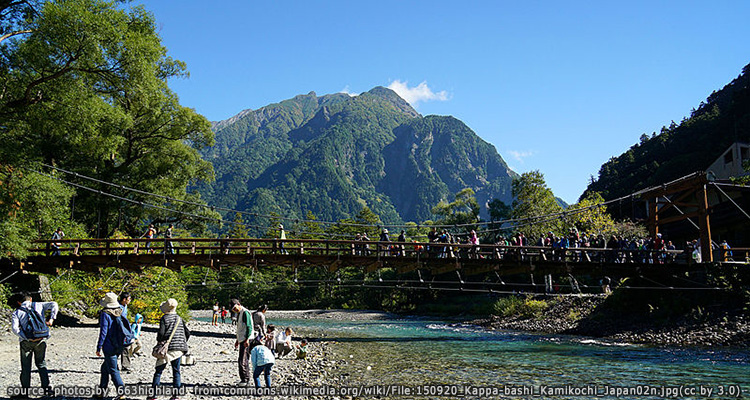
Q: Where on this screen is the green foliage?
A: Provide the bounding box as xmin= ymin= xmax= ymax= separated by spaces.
xmin=0 ymin=283 xmax=12 ymax=309
xmin=0 ymin=166 xmax=86 ymax=258
xmin=0 ymin=0 xmax=216 ymax=239
xmin=492 ymin=295 xmax=549 ymax=318
xmin=201 ymin=88 xmax=517 ymax=225
xmin=431 ymin=188 xmax=480 ymax=228
xmin=49 ymin=267 xmax=189 ymax=323
xmin=511 ymin=171 xmax=563 ymax=238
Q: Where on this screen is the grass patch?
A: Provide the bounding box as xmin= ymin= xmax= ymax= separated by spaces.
xmin=493 ymin=295 xmax=549 ymax=319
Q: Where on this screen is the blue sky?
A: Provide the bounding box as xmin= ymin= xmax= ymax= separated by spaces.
xmin=136 ymin=0 xmax=750 ymax=204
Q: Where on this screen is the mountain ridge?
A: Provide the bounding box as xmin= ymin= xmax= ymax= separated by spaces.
xmin=198 ymin=87 xmax=517 ymax=224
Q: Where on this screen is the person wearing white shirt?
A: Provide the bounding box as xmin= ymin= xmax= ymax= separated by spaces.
xmin=274 ymin=327 xmax=294 ymax=358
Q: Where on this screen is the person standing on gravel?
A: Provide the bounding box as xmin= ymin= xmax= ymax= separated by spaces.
xmin=252 ymin=305 xmax=267 ymax=338
xmin=118 ymin=292 xmax=134 ymax=372
xmin=96 ymin=292 xmax=125 ymax=397
xmin=231 ymin=298 xmax=255 ymax=385
xmin=148 ymin=298 xmax=189 ymax=400
xmin=11 ymin=291 xmax=58 ymax=397
xmin=250 ymin=344 xmax=275 ymax=388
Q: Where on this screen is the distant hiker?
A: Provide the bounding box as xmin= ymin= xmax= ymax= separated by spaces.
xmin=250 ymin=344 xmax=275 ymax=388
xmin=361 ymin=232 xmax=371 ymax=255
xmin=230 ymin=298 xmax=255 ymax=386
xmin=221 ymin=306 xmax=228 ymax=324
xmin=469 ymin=230 xmax=480 ymax=259
xmin=51 ymin=227 xmax=64 ymax=256
xmin=212 ymin=302 xmax=219 ymax=326
xmin=721 ymin=239 xmax=733 ymax=261
xmin=278 ymin=224 xmax=288 ymax=255
xmin=11 ymin=291 xmax=58 ymax=396
xmin=149 ymin=298 xmax=190 ymax=400
xmin=141 ymin=224 xmax=157 ymax=254
xmin=252 ymin=305 xmax=268 ymax=337
xmin=119 ymin=292 xmax=134 ymax=372
xmin=97 ymin=292 xmax=128 ymax=395
xmin=379 ymin=229 xmax=390 ymax=256
xmin=164 ymin=224 xmax=175 ymax=255
xmin=397 ymin=230 xmax=406 ymax=256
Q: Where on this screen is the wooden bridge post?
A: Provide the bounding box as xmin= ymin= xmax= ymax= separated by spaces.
xmin=698 ymin=184 xmax=713 ymax=263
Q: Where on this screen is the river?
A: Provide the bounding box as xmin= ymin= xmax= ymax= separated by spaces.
xmin=268 ymin=316 xmax=749 ymax=399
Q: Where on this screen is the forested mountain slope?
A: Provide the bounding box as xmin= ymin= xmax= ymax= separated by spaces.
xmin=198 ymin=87 xmax=517 ymax=223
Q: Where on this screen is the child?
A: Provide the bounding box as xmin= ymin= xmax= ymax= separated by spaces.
xmin=295 ymin=339 xmax=308 ymax=360
xmin=130 ymin=313 xmax=144 ymax=356
xmin=264 ymin=325 xmax=277 ymax=352
xmin=220 ymin=306 xmax=228 ymax=324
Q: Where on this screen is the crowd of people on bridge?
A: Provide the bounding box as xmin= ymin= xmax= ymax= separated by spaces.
xmin=46 ymin=222 xmax=736 ymax=265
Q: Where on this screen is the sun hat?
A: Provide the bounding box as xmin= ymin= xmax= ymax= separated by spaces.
xmin=160 ymin=298 xmax=178 ymax=314
xmin=99 ymin=292 xmax=120 ymax=308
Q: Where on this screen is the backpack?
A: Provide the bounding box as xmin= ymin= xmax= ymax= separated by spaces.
xmin=110 ymin=314 xmax=135 ymax=354
xmin=19 ymin=303 xmax=50 ymax=339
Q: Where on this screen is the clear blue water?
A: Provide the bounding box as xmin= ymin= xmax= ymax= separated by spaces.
xmin=207 ymin=316 xmax=750 ymax=398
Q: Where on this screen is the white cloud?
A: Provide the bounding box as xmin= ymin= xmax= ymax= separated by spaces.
xmin=339 ymin=85 xmax=359 ymax=97
xmin=507 ymin=150 xmax=534 ymax=163
xmin=386 ymin=80 xmax=449 ymax=107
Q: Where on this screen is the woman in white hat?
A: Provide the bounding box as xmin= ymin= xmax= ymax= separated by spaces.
xmin=96 ymin=292 xmax=125 ymax=396
xmin=148 ymin=298 xmax=190 ymax=400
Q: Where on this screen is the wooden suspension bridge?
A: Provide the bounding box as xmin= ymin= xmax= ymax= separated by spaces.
xmin=2 ymin=237 xmax=744 ymax=280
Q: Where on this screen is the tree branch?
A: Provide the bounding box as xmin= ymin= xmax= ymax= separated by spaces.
xmin=0 ymin=29 xmax=31 ymax=44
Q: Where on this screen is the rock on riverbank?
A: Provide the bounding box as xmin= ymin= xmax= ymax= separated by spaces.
xmin=0 ymin=319 xmax=349 ymax=399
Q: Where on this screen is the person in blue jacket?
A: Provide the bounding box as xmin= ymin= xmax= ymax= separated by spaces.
xmin=96 ymin=292 xmax=125 ymax=396
xmin=250 ymin=344 xmax=275 ymax=388
xmin=130 ymin=313 xmax=144 ymax=356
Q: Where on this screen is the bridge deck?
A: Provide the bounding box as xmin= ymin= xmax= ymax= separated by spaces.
xmin=1 ymin=238 xmax=735 ymax=278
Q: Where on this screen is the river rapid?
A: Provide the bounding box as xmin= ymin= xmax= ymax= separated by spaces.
xmin=271 ymin=316 xmax=749 ymax=399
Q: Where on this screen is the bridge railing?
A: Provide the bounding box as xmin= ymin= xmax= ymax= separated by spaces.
xmin=28 ymin=238 xmax=694 ymax=265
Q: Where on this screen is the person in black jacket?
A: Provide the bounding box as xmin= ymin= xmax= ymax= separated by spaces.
xmin=148 ymin=298 xmax=189 ymax=400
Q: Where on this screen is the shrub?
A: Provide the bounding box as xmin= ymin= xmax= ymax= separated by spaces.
xmin=492 ymin=295 xmax=549 ymax=319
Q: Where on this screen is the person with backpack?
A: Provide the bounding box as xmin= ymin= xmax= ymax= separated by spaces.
xmin=230 ymin=298 xmax=254 ymax=386
xmin=10 ymin=291 xmax=58 ymax=395
xmin=148 ymin=298 xmax=189 ymax=400
xmin=96 ymin=292 xmax=131 ymax=396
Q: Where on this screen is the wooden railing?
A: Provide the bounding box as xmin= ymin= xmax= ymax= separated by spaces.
xmin=28 ymin=238 xmax=698 ymax=265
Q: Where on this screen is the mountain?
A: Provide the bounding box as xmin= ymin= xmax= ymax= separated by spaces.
xmin=584 ymin=63 xmax=750 ymax=200
xmin=197 ymin=87 xmax=517 ymax=224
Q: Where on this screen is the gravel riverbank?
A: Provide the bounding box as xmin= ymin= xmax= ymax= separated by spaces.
xmin=469 ymin=295 xmax=750 ymax=347
xmin=0 ymin=316 xmax=354 ymax=400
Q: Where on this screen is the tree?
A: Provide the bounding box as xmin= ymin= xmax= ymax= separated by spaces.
xmin=297 ymin=211 xmax=325 ymax=239
xmin=431 ymin=188 xmax=480 ymax=228
xmin=0 ymin=0 xmax=216 ymax=240
xmin=565 ymin=191 xmax=615 ymax=236
xmin=510 ymin=171 xmax=563 ymax=238
xmin=0 ymin=165 xmax=86 ymax=257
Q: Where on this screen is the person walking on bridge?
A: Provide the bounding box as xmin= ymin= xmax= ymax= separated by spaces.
xmin=141 ymin=224 xmax=157 ymax=254
xmin=51 ymin=227 xmax=64 ymax=256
